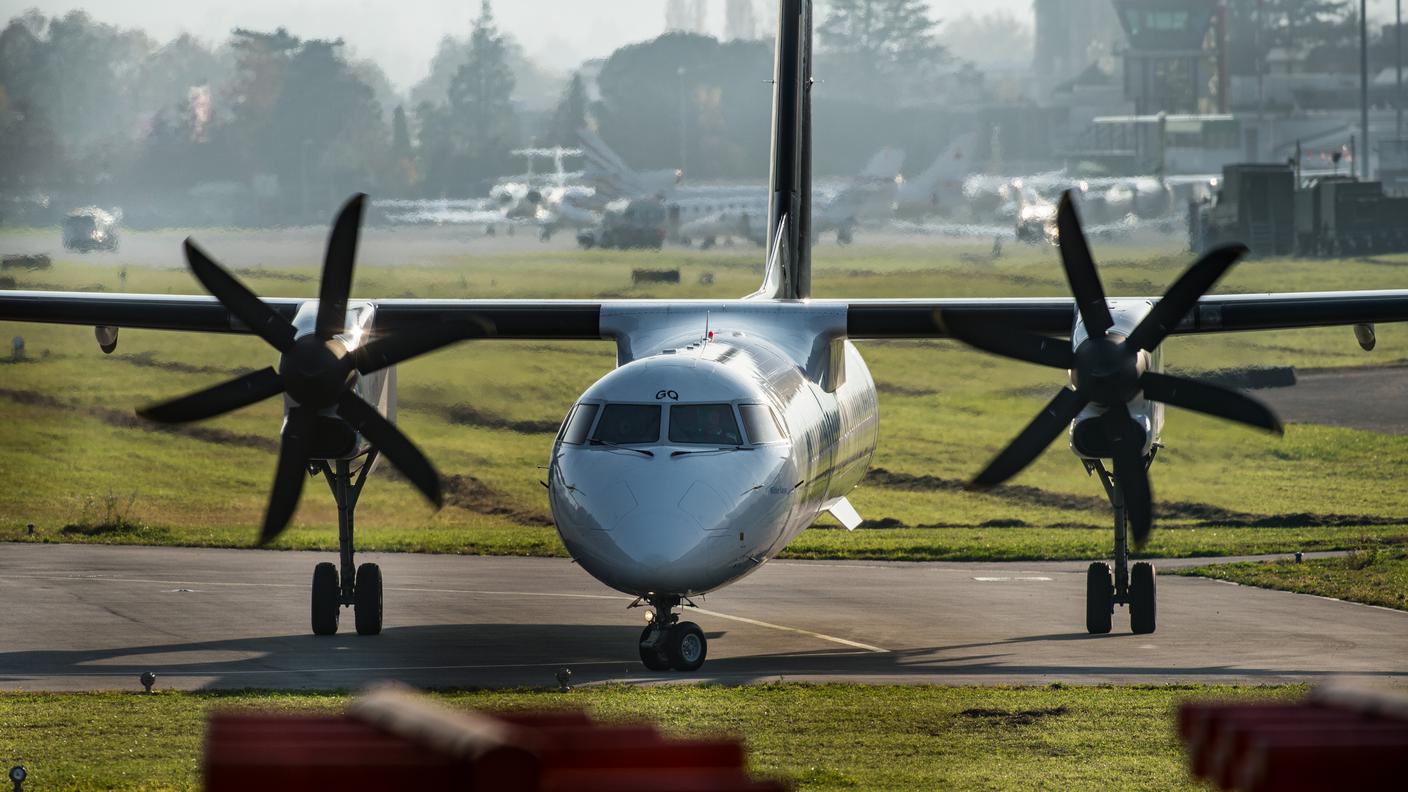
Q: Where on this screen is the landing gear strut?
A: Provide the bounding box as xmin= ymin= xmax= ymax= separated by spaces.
xmin=1084 ymin=457 xmax=1157 ymax=635
xmin=635 ymin=595 xmax=707 ymax=672
xmin=310 ymin=453 xmax=383 ymax=636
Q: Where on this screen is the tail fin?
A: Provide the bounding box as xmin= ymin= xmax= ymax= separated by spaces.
xmin=766 ymin=0 xmax=812 ymax=300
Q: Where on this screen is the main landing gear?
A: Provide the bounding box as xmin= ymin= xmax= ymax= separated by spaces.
xmin=310 ymin=454 xmax=383 ymax=637
xmin=1083 ymin=457 xmax=1157 ymax=636
xmin=635 ymin=595 xmax=707 ymax=672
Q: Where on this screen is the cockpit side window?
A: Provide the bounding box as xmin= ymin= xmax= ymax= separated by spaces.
xmin=669 ymin=404 xmax=743 ymax=446
xmin=592 ymin=404 xmax=661 ymax=445
xmin=560 ymin=402 xmax=599 ymax=445
xmin=739 ymin=404 xmax=785 ymax=444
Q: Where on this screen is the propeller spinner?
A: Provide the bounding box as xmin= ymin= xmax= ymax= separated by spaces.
xmin=139 ymin=195 xmax=481 ymax=544
xmin=941 ymin=192 xmax=1283 ymax=547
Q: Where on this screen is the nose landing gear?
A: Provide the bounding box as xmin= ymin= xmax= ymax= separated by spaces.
xmin=1085 ymin=457 xmax=1157 ymax=636
xmin=636 ymin=595 xmax=708 ymax=672
xmin=310 ymin=455 xmax=383 ymax=636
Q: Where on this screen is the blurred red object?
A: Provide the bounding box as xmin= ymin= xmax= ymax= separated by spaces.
xmin=204 ymin=683 xmax=786 ymax=792
xmin=1179 ymin=681 xmax=1408 ymax=791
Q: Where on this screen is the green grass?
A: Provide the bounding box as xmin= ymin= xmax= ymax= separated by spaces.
xmin=5 ymin=232 xmax=1408 ymax=560
xmin=1172 ymin=548 xmax=1408 ymax=611
xmin=0 ymin=684 xmax=1302 ymax=791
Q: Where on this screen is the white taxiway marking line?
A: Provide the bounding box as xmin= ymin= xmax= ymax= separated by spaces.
xmin=691 ymin=607 xmax=888 ymax=653
xmin=972 ymin=576 xmax=1053 ymax=582
xmin=9 ymin=574 xmax=889 ymax=652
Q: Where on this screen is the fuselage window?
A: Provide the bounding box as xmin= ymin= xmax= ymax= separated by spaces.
xmin=739 ymin=404 xmax=785 ymax=444
xmin=561 ymin=402 xmax=599 ymax=445
xmin=669 ymin=404 xmax=743 ymax=445
xmin=592 ymin=404 xmax=662 ymax=445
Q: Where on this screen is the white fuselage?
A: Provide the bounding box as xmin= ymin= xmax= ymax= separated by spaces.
xmin=547 ymin=315 xmax=878 ymax=597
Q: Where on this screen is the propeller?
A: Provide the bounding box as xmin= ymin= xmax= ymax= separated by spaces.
xmin=139 ymin=194 xmax=485 ymax=544
xmin=941 ymin=191 xmax=1282 ymax=547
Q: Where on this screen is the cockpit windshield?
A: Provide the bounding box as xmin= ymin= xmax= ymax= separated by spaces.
xmin=738 ymin=404 xmax=785 ymax=444
xmin=591 ymin=404 xmax=661 ymax=445
xmin=560 ymin=402 xmax=599 ymax=444
xmin=669 ymin=404 xmax=742 ymax=446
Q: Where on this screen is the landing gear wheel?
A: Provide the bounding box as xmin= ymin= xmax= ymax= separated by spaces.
xmin=1086 ymin=562 xmax=1113 ymax=635
xmin=665 ymin=621 xmax=707 ymax=672
xmin=639 ymin=626 xmax=671 ymax=671
xmin=311 ymin=562 xmax=340 ymax=636
xmin=1130 ymin=562 xmax=1156 ymax=635
xmin=354 ymin=562 xmax=383 ymax=636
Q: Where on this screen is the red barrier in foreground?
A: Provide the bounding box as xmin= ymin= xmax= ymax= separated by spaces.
xmin=204 ymin=684 xmax=786 ymax=792
xmin=1179 ymin=681 xmax=1408 ymax=791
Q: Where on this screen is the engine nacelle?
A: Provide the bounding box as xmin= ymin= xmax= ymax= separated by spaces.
xmin=1070 ymin=405 xmax=1158 ymax=460
xmin=286 ymin=300 xmax=396 ymax=462
xmin=1067 ymin=298 xmax=1164 ymax=460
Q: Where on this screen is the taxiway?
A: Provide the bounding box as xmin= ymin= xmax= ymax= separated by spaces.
xmin=0 ymin=544 xmax=1402 ymax=690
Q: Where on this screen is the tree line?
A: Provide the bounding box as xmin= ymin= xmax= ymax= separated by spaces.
xmin=0 ymin=1 xmax=956 ymax=223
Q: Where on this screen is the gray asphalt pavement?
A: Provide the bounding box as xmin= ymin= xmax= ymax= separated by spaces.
xmin=1258 ymin=364 xmax=1408 ymax=435
xmin=0 ymin=544 xmax=1403 ymax=691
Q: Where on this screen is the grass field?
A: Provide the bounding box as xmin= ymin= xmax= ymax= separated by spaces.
xmin=4 ymin=229 xmax=1408 ymax=560
xmin=0 ymin=683 xmax=1300 ymax=791
xmin=1174 ymin=548 xmax=1408 ymax=611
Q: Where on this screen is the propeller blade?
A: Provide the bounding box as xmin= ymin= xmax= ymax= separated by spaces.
xmin=1141 ymin=371 xmax=1283 ymax=434
xmin=185 ymin=240 xmax=297 ymax=352
xmin=353 ymin=319 xmax=492 ymax=375
xmin=138 ymin=367 xmax=284 ymax=424
xmin=316 ymin=194 xmax=367 ymax=340
xmin=1055 ymin=192 xmax=1114 ymax=337
xmin=1106 ymin=408 xmax=1153 ymax=547
xmin=970 ymin=387 xmax=1088 ymax=490
xmin=940 ymin=313 xmax=1075 ymax=370
xmin=259 ymin=408 xmax=315 ymax=545
xmin=337 ymin=393 xmax=443 ymax=508
xmin=1125 ymin=244 xmax=1248 ymax=351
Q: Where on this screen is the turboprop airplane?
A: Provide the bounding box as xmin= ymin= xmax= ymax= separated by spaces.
xmin=5 ymin=0 xmax=1408 ymax=672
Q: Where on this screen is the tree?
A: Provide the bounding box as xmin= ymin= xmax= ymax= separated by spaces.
xmin=1265 ymin=0 xmax=1347 ymax=53
xmin=817 ymin=0 xmax=947 ymax=100
xmin=546 ymin=72 xmax=588 ymax=147
xmin=594 ymin=33 xmax=772 ymax=179
xmin=938 ymin=13 xmax=1031 ymax=69
xmin=446 ymin=0 xmax=518 ymax=190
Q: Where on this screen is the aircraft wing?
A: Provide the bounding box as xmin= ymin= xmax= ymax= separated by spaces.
xmin=0 ymin=292 xmax=604 ymax=339
xmin=8 ymin=289 xmax=1408 ymax=342
xmin=840 ymin=291 xmax=1408 ymax=338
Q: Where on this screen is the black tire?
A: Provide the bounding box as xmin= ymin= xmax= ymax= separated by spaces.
xmin=639 ymin=625 xmax=671 ymax=671
xmin=1086 ymin=562 xmax=1113 ymax=635
xmin=311 ymin=562 xmax=340 ymax=636
xmin=665 ymin=621 xmax=707 ymax=672
xmin=1130 ymin=562 xmax=1157 ymax=635
xmin=354 ymin=562 xmax=383 ymax=636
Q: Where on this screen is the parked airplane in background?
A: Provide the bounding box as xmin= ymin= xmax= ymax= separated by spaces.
xmin=893 ymin=133 xmax=978 ymax=219
xmin=376 ymin=147 xmax=601 ymax=239
xmin=6 ymin=0 xmax=1408 ymax=674
xmin=675 ymin=148 xmax=903 ymax=248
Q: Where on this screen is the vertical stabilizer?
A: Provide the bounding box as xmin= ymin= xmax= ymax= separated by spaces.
xmin=766 ymin=0 xmax=812 ymax=299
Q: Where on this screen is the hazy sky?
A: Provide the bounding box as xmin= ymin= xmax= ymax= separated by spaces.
xmin=5 ymin=1 xmax=1404 ymax=90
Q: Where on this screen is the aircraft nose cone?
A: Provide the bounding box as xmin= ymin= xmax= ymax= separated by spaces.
xmin=614 ymin=508 xmax=701 ymax=569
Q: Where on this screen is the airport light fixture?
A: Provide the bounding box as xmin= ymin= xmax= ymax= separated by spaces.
xmin=8 ymin=765 xmax=25 ymax=792
xmin=556 ymin=667 xmax=573 ymax=692
xmin=140 ymin=671 xmax=156 ymax=694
